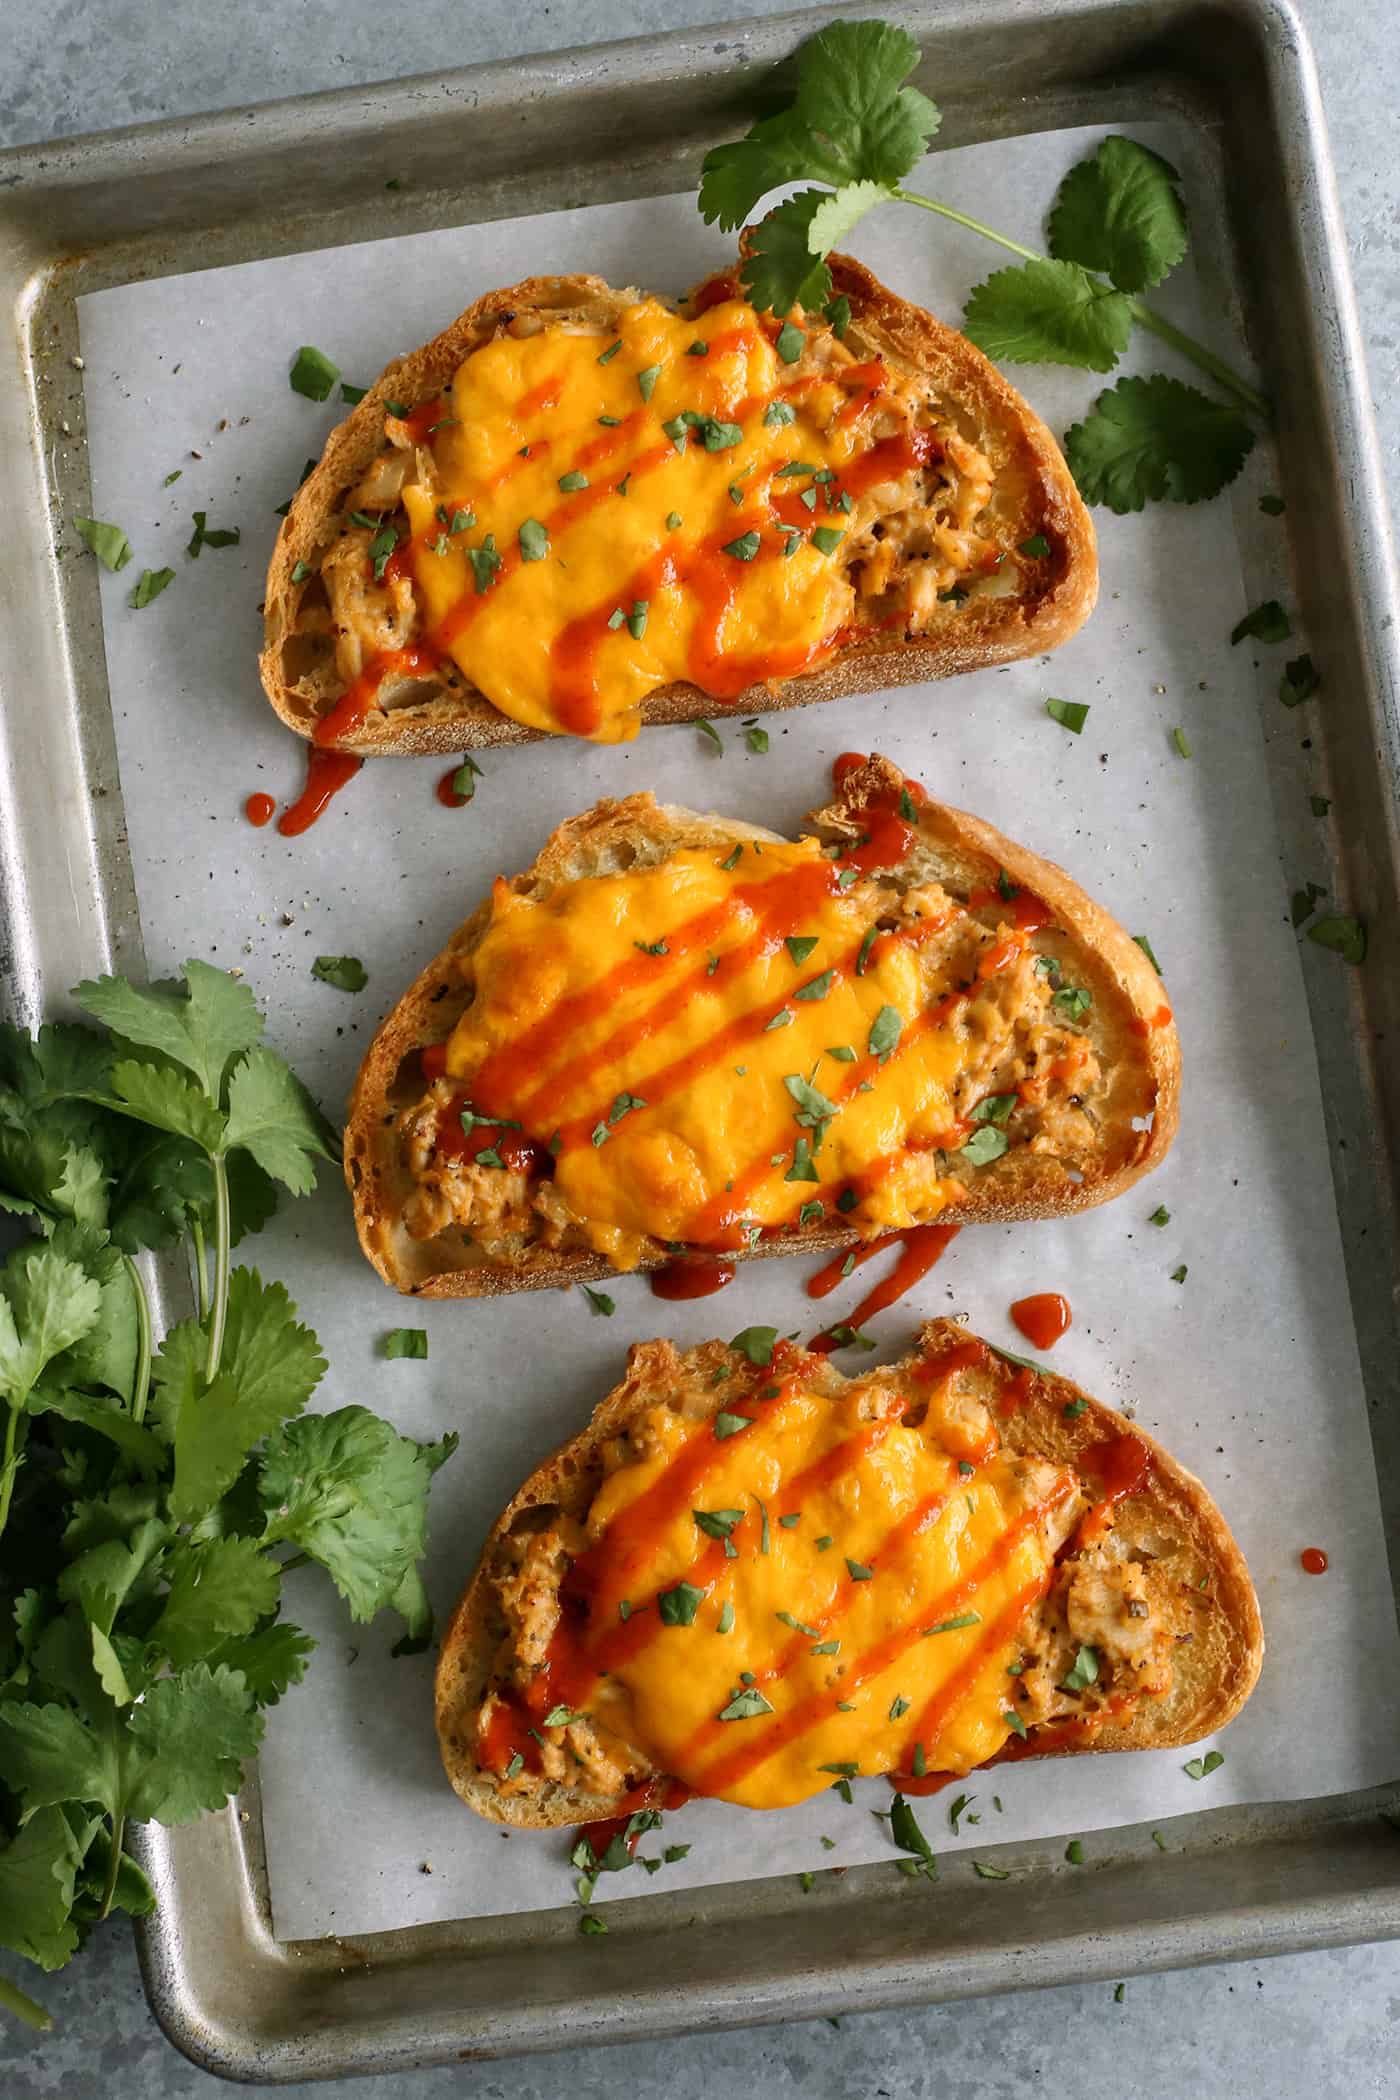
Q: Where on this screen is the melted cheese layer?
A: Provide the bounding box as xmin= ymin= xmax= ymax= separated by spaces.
xmin=400 ymin=298 xmax=918 ymax=742
xmin=444 ymin=839 xmax=971 ymax=1265
xmin=582 ymin=1363 xmax=1072 ymax=1809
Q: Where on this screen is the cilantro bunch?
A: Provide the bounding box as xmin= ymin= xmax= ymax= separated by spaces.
xmin=699 ymin=20 xmax=1267 ymax=511
xmin=0 ymin=965 xmax=454 ymax=2029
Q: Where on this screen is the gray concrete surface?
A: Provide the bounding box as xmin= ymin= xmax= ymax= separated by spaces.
xmin=2 ymin=2 xmax=1398 ymax=2094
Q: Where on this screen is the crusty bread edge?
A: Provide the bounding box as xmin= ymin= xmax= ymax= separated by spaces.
xmin=343 ymin=754 xmax=1181 ymax=1297
xmin=433 ymin=1317 xmax=1263 ymax=1829
xmin=260 ymin=252 xmax=1097 ymax=755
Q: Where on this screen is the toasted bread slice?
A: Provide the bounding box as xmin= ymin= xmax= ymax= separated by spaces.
xmin=261 ymin=251 xmax=1095 ymax=752
xmin=345 ymin=755 xmax=1179 ymax=1296
xmin=435 ymin=1320 xmax=1262 ymax=1829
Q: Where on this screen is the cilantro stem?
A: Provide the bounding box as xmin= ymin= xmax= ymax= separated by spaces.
xmin=97 ymin=1814 xmax=125 ymax=1922
xmin=893 ymin=186 xmax=1269 ymax=422
xmin=0 ymin=1970 xmax=52 ymax=2031
xmin=893 ymin=188 xmax=1040 ymax=264
xmin=1126 ymin=299 xmax=1269 ymax=419
xmin=204 ymin=1153 xmax=231 ymax=1383
xmin=124 ymin=1255 xmax=153 ymax=1426
xmin=191 ymin=1215 xmax=210 ymax=1323
xmin=0 ymin=1403 xmax=25 ymax=1544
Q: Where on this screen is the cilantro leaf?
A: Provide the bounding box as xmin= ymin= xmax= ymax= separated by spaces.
xmin=0 ymin=1805 xmax=92 ymax=1971
xmin=742 ymin=191 xmax=834 ymax=316
xmin=1064 ymin=374 xmax=1255 ymax=512
xmin=204 ymin=1620 xmax=315 ymax=1706
xmin=44 ymin=1219 xmax=138 ymax=1398
xmin=1048 ymin=136 xmax=1188 ymax=294
xmin=699 ymin=20 xmax=939 ymax=231
xmin=259 ymin=1406 xmax=456 ymax=1621
xmin=790 ymin=20 xmax=939 ymax=185
xmin=123 ymin=1663 xmax=264 ymax=1824
xmin=29 ymin=1387 xmax=164 ymax=1475
xmin=159 ymin=1269 xmax=325 ymax=1520
xmin=105 ymin=1059 xmax=225 ymax=1152
xmin=0 ymin=1242 xmax=103 ymax=1407
xmin=223 ymin=1047 xmax=337 ymax=1195
xmin=700 ymin=120 xmax=827 ymax=232
xmin=806 ymin=179 xmax=896 ymax=256
xmin=962 ymin=260 xmax=1133 ymax=372
xmin=0 ymin=1701 xmax=118 ymax=1816
xmin=58 ymin=1516 xmax=166 ymax=1636
xmin=74 ymin=962 xmax=262 ymax=1105
xmin=106 ymin=1128 xmax=212 ymax=1253
xmin=72 ymin=1825 xmax=155 ymax=1925
xmin=151 ymin=1537 xmax=282 ymax=1667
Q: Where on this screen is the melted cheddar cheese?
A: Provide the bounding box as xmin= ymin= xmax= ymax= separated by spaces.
xmin=582 ymin=1364 xmax=1075 ymax=1808
xmin=331 ymin=295 xmax=993 ymax=743
xmin=441 ymin=835 xmax=976 ymax=1268
xmin=468 ymin=1342 xmax=1152 ymax=1814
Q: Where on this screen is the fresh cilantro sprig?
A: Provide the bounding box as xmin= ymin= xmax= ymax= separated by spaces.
xmin=0 ymin=966 xmax=455 ymax=2024
xmin=698 ymin=19 xmax=1267 ymax=511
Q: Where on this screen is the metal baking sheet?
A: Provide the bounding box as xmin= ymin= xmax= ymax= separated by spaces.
xmin=2 ymin=0 xmax=1399 ymax=2080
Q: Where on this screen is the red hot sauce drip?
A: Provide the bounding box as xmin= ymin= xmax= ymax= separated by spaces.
xmin=1009 ymin=1293 xmax=1072 ymax=1351
xmin=1300 ymin=1547 xmax=1329 ymax=1575
xmin=244 ymin=792 xmax=275 ymax=828
xmin=808 ymin=1223 xmax=962 ymax=1352
xmin=277 ymin=748 xmax=363 ymax=837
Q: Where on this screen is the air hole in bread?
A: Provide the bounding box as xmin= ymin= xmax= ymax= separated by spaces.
xmin=379 ymin=676 xmax=447 ymax=714
xmin=280 ymin=630 xmax=335 ymax=684
xmin=510 ymin=1503 xmax=561 ymax=1540
xmin=391 ymin=1048 xmax=431 ymax=1106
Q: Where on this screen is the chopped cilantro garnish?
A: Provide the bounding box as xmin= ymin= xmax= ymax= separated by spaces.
xmin=1061 ymin=1644 xmax=1100 ymax=1693
xmin=383 ymin=1328 xmax=427 ymax=1359
xmin=794 ymin=971 xmax=834 ymax=1002
xmin=1231 ymin=599 xmax=1291 ymax=645
xmin=1046 ymin=696 xmax=1089 ymax=734
xmin=658 ymin=1582 xmax=704 ymax=1626
xmin=719 ymin=1687 xmax=774 ymax=1721
xmin=288 ymin=344 xmax=339 ymax=400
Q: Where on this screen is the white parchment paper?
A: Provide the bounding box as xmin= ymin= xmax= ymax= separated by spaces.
xmin=74 ymin=120 xmax=1400 ymax=1939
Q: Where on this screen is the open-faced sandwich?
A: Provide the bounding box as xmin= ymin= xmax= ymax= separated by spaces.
xmin=262 ymin=253 xmax=1095 ymax=749
xmin=346 ymin=756 xmax=1179 ymax=1296
xmin=435 ymin=1320 xmax=1262 ymax=1823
